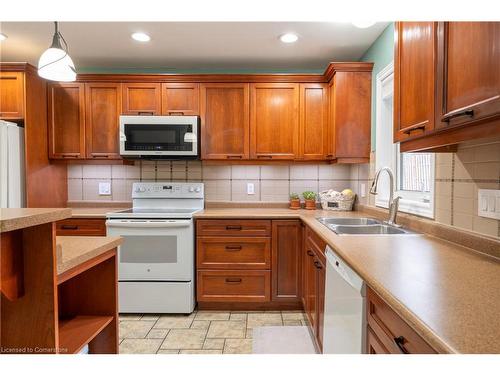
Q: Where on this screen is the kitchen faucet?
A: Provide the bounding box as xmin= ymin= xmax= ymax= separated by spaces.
xmin=370 ymin=166 xmax=401 ymax=227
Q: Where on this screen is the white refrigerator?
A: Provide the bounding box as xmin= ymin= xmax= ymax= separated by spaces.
xmin=0 ymin=120 xmax=25 ymax=208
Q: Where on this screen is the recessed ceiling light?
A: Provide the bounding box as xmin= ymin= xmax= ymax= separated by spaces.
xmin=352 ymin=21 xmax=376 ymax=29
xmin=0 ymin=33 xmax=7 ymax=41
xmin=131 ymin=32 xmax=151 ymax=42
xmin=280 ymin=33 xmax=298 ymax=43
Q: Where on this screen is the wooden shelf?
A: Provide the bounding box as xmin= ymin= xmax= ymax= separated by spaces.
xmin=58 ymin=315 xmax=113 ymax=354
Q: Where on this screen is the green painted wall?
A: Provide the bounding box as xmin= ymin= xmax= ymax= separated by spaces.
xmin=360 ymin=23 xmax=394 ymax=151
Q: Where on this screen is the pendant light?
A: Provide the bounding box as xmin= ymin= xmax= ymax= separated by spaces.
xmin=38 ymin=22 xmax=76 ymax=82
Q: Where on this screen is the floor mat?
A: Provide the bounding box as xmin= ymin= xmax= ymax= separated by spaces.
xmin=252 ymin=326 xmax=317 ymax=354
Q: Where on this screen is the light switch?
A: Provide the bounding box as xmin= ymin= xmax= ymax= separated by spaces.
xmin=478 ymin=189 xmax=500 ymax=220
xmin=99 ymin=182 xmax=111 ymax=195
xmin=247 ymin=183 xmax=255 ymax=195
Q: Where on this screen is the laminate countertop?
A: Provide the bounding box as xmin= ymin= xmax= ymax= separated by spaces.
xmin=56 ymin=235 xmax=123 ymax=276
xmin=0 ymin=208 xmax=72 ymax=233
xmin=193 ymin=208 xmax=500 ymax=354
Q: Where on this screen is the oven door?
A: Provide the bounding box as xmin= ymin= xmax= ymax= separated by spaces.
xmin=106 ymin=219 xmax=194 ymax=281
xmin=119 ymin=115 xmax=198 ymax=157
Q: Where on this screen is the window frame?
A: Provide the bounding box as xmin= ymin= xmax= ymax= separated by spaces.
xmin=375 ymin=62 xmax=435 ymax=219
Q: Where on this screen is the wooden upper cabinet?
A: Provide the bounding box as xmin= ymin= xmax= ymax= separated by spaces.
xmin=250 ymin=83 xmax=299 ymax=160
xmin=331 ymin=70 xmax=372 ymax=162
xmin=85 ymin=83 xmax=121 ymax=159
xmin=200 ymin=83 xmax=249 ymax=160
xmin=0 ymin=71 xmax=24 ymax=119
xmin=48 ymin=83 xmax=86 ymax=159
xmin=298 ymin=83 xmax=329 ymax=160
xmin=394 ymin=22 xmax=437 ymax=141
xmin=271 ymin=220 xmax=302 ymax=303
xmin=161 ymin=83 xmax=199 ymax=115
xmin=121 ymin=83 xmax=161 ymax=115
xmin=436 ymin=22 xmax=500 ymax=129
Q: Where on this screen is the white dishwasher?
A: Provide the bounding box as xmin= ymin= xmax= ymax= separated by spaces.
xmin=323 ymin=245 xmax=366 ymax=354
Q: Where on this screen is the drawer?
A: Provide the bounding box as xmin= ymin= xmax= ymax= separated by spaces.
xmin=196 ymin=219 xmax=271 ymax=237
xmin=56 ymin=218 xmax=106 ymax=236
xmin=367 ymin=287 xmax=437 ymax=354
xmin=197 ymin=270 xmax=271 ymax=302
xmin=367 ymin=327 xmax=390 ymax=354
xmin=197 ymin=237 xmax=271 ymax=270
xmin=305 ymin=228 xmax=326 ymax=264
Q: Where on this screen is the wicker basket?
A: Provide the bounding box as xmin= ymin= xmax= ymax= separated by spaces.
xmin=319 ymin=190 xmax=355 ymax=211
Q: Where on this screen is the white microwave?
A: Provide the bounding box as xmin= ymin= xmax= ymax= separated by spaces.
xmin=119 ymin=115 xmax=199 ymax=159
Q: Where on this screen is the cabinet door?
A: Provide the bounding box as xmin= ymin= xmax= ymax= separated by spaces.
xmin=436 ymin=22 xmax=500 ymax=129
xmin=394 ymin=22 xmax=437 ymax=141
xmin=299 ymin=83 xmax=329 ymax=160
xmin=332 ymin=71 xmax=371 ymax=161
xmin=85 ymin=83 xmax=121 ymax=159
xmin=161 ymin=83 xmax=199 ymax=115
xmin=250 ymin=83 xmax=299 ymax=160
xmin=271 ymin=220 xmax=302 ymax=303
xmin=315 ymin=256 xmax=326 ymax=352
xmin=304 ymin=240 xmax=317 ymax=333
xmin=121 ymin=83 xmax=161 ymax=115
xmin=326 ymin=80 xmax=336 ymax=160
xmin=200 ymin=83 xmax=250 ymax=160
xmin=0 ymin=71 xmax=24 ymax=119
xmin=48 ymin=83 xmax=85 ymax=159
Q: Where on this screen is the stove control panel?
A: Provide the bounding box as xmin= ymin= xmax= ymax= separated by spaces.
xmin=132 ymin=182 xmax=204 ymax=199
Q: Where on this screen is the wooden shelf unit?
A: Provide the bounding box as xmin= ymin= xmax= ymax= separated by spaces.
xmin=58 ymin=315 xmax=113 ymax=354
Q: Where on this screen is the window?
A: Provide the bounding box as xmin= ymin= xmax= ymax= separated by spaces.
xmin=375 ymin=62 xmax=435 ymax=219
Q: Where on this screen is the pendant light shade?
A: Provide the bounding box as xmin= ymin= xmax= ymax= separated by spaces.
xmin=38 ymin=22 xmax=76 ymax=82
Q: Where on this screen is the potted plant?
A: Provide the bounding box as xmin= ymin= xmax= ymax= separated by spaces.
xmin=289 ymin=193 xmax=301 ymax=210
xmin=302 ymin=191 xmax=317 ymax=210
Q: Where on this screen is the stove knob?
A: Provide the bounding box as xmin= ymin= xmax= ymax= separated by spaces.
xmin=188 ymin=186 xmax=195 ymax=192
xmin=195 ymin=187 xmax=201 ymax=193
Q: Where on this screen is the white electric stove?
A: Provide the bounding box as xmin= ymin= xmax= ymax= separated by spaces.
xmin=106 ymin=182 xmax=204 ymax=314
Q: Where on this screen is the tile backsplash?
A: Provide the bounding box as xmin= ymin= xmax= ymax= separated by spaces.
xmin=67 ymin=162 xmax=355 ymax=203
xmin=350 ymin=139 xmax=500 ymax=238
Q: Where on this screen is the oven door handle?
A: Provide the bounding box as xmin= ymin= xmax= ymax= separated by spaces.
xmin=106 ymin=220 xmax=191 ymax=228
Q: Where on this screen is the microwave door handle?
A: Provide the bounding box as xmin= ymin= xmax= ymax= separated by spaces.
xmin=119 ymin=132 xmax=127 ymax=141
xmin=106 ymin=221 xmax=191 ymax=229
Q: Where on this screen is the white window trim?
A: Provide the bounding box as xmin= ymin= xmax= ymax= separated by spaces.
xmin=375 ymin=62 xmax=435 ymax=219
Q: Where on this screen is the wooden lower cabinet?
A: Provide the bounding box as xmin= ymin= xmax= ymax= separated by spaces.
xmin=56 ymin=218 xmax=106 ymax=236
xmin=271 ymin=220 xmax=302 ymax=303
xmin=302 ymin=226 xmax=327 ymax=352
xmin=366 ymin=286 xmax=437 ymax=354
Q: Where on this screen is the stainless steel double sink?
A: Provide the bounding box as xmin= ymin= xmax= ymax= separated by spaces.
xmin=317 ymin=217 xmax=417 ymax=236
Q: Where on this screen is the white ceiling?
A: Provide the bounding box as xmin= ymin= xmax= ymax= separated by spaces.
xmin=0 ymin=22 xmax=389 ymax=72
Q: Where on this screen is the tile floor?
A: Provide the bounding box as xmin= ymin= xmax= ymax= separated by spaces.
xmin=119 ymin=310 xmax=308 ymax=354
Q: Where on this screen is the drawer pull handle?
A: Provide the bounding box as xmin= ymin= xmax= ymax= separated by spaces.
xmin=225 ymin=245 xmax=242 ymax=251
xmin=226 ymin=155 xmax=243 ymax=159
xmin=91 ymin=154 xmax=109 ymax=158
xmin=225 ymin=278 xmax=242 ymax=284
xmin=314 ymin=261 xmax=323 ymax=269
xmin=138 ymin=111 xmax=154 ymax=116
xmin=402 ymin=124 xmax=426 ymax=135
xmin=61 ymin=225 xmax=78 ymax=230
xmin=226 ymin=225 xmax=242 ymax=230
xmin=442 ymin=109 xmax=474 ymax=122
xmin=393 ymin=336 xmax=409 ymax=354
xmin=168 ymin=111 xmax=185 ymax=115
xmin=307 ymin=250 xmax=314 ymax=257
xmin=257 ymin=155 xmax=273 ymax=159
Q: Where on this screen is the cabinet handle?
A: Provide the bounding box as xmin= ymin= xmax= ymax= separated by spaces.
xmin=393 ymin=336 xmax=409 ymax=354
xmin=226 ymin=225 xmax=242 ymax=231
xmin=168 ymin=111 xmax=184 ymax=115
xmin=61 ymin=154 xmax=78 ymax=158
xmin=91 ymin=154 xmax=109 ymax=158
xmin=307 ymin=250 xmax=314 ymax=257
xmin=402 ymin=124 xmax=426 ymax=135
xmin=326 ymin=154 xmax=334 ymax=158
xmin=226 ymin=155 xmax=243 ymax=159
xmin=442 ymin=109 xmax=474 ymax=123
xmin=138 ymin=111 xmax=154 ymax=116
xmin=257 ymin=155 xmax=272 ymax=159
xmin=225 ymin=245 xmax=242 ymax=251
xmin=225 ymin=277 xmax=242 ymax=284
xmin=61 ymin=225 xmax=78 ymax=230
xmin=314 ymin=261 xmax=323 ymax=269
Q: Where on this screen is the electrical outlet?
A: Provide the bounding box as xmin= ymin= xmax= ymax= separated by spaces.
xmin=360 ymin=183 xmax=366 ymax=198
xmin=247 ymin=183 xmax=255 ymax=195
xmin=478 ymin=189 xmax=500 ymax=220
xmin=99 ymin=182 xmax=111 ymax=196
